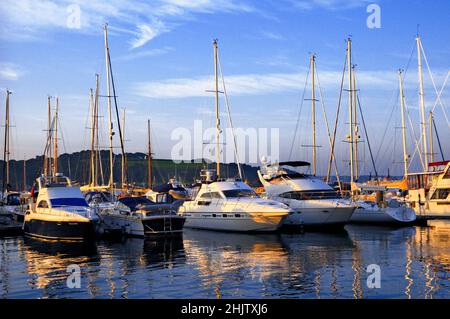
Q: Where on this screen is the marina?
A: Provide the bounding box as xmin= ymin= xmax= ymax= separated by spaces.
xmin=0 ymin=0 xmax=449 ymax=302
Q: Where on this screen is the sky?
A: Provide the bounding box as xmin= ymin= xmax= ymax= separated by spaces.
xmin=0 ymin=0 xmax=449 ymax=177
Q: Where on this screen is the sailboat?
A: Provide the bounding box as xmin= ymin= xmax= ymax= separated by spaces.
xmin=329 ymin=38 xmax=415 ymax=225
xmin=23 ymin=97 xmax=99 ymax=241
xmin=405 ymin=35 xmax=450 ymax=219
xmin=179 ymin=40 xmax=290 ymax=232
xmin=258 ymin=54 xmax=355 ymax=229
xmin=0 ymin=90 xmax=21 ymax=224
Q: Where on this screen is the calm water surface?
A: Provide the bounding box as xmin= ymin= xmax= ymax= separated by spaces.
xmin=1 ymin=222 xmax=449 ymax=298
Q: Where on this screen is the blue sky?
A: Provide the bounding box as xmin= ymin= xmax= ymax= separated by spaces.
xmin=0 ymin=0 xmax=449 ymax=176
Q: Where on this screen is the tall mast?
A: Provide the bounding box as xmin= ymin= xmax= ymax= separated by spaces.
xmin=53 ymin=96 xmax=58 ymax=175
xmin=44 ymin=96 xmax=52 ymax=176
xmin=89 ymin=88 xmax=96 ymax=186
xmin=213 ymin=39 xmax=220 ymax=177
xmin=104 ymin=24 xmax=114 ymax=188
xmin=416 ymin=35 xmax=428 ymax=170
xmin=147 ymin=119 xmax=152 ymax=189
xmin=121 ymin=108 xmax=126 ymax=188
xmin=429 ymin=111 xmax=434 ymax=163
xmin=2 ymin=90 xmax=11 ymax=194
xmin=23 ymin=157 xmax=26 ymax=192
xmin=310 ymin=54 xmax=317 ymax=176
xmin=346 ymin=38 xmax=354 ymax=184
xmin=352 ymin=65 xmax=359 ymax=181
xmin=94 ymin=74 xmax=100 ymax=186
xmin=398 ymin=70 xmax=409 ymax=177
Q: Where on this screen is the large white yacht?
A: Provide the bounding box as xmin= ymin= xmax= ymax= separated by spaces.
xmin=258 ymin=160 xmax=355 ymax=229
xmin=179 ymin=169 xmax=290 ymax=232
xmin=406 ymin=160 xmax=450 ymax=219
xmin=23 ymin=174 xmax=98 ymax=241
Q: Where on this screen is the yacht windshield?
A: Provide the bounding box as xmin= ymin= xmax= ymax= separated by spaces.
xmin=6 ymin=194 xmax=20 ymax=206
xmin=222 ymin=189 xmax=258 ymax=198
xmin=50 ymin=198 xmax=88 ymax=207
xmin=280 ymin=190 xmax=340 ymax=200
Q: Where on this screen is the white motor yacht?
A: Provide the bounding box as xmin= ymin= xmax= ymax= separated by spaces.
xmin=258 ymin=160 xmax=355 ymax=229
xmin=179 ymin=169 xmax=290 ymax=232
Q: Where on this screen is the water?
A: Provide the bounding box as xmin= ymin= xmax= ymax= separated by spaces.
xmin=1 ymin=222 xmax=449 ymax=299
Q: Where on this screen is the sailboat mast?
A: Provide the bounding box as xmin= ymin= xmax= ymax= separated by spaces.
xmin=346 ymin=38 xmax=354 ymax=184
xmin=53 ymin=96 xmax=58 ymax=175
xmin=416 ymin=35 xmax=428 ymax=169
xmin=213 ymin=39 xmax=220 ymax=177
xmin=89 ymin=88 xmax=96 ymax=186
xmin=23 ymin=157 xmax=26 ymax=192
xmin=147 ymin=119 xmax=152 ymax=189
xmin=310 ymin=54 xmax=317 ymax=176
xmin=2 ymin=90 xmax=11 ymax=194
xmin=352 ymin=65 xmax=359 ymax=181
xmin=429 ymin=111 xmax=434 ymax=163
xmin=121 ymin=108 xmax=126 ymax=188
xmin=5 ymin=90 xmax=10 ymax=186
xmin=94 ymin=74 xmax=100 ymax=186
xmin=398 ymin=70 xmax=408 ymax=177
xmin=45 ymin=96 xmax=52 ymax=176
xmin=104 ymin=24 xmax=114 ymax=188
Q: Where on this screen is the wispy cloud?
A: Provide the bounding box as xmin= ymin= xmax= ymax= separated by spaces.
xmin=260 ymin=31 xmax=286 ymax=41
xmin=0 ymin=0 xmax=254 ymax=48
xmin=131 ymin=69 xmax=401 ymax=99
xmin=115 ymin=46 xmax=174 ymax=61
xmin=285 ymin=0 xmax=371 ymax=11
xmin=0 ymin=63 xmax=24 ymax=80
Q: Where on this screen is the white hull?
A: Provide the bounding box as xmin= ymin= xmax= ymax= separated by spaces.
xmin=409 ymin=201 xmax=450 ymax=219
xmin=98 ymin=212 xmax=185 ymax=237
xmin=350 ymin=203 xmax=416 ymax=224
xmin=184 ymin=212 xmax=282 ymax=232
xmin=283 ymin=206 xmax=355 ymax=227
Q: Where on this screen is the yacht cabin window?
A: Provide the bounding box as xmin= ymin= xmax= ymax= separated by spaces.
xmin=222 ymin=189 xmax=258 ymax=198
xmin=37 ymin=200 xmax=49 ymax=208
xmin=199 ymin=192 xmax=222 ymax=199
xmin=431 ymin=188 xmax=450 ymax=200
xmin=279 ymin=190 xmax=340 ymax=200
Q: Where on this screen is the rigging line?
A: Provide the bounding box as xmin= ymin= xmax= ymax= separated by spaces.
xmin=217 ymin=54 xmax=243 ymax=180
xmin=356 ymin=94 xmax=378 ymax=179
xmin=432 ymin=117 xmax=445 ymax=161
xmin=326 ymin=51 xmax=347 ymax=183
xmin=404 ymin=100 xmax=425 ymax=170
xmin=374 ymin=89 xmax=397 ymax=164
xmin=107 ymin=50 xmax=127 ymax=185
xmin=430 ymin=70 xmax=450 ymax=115
xmin=289 ymin=62 xmax=310 ymax=161
xmin=420 ymin=42 xmax=450 ymax=128
xmin=314 ymin=62 xmax=341 ymax=189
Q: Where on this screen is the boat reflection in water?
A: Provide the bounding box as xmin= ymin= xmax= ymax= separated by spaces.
xmin=1 ymin=223 xmax=449 ymax=298
xmin=182 ymin=229 xmax=356 ymax=298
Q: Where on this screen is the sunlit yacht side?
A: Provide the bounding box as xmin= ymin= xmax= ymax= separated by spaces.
xmin=179 ymin=169 xmax=290 ymax=232
xmin=23 ymin=174 xmax=98 ymax=241
xmin=258 ymin=160 xmax=355 ymax=229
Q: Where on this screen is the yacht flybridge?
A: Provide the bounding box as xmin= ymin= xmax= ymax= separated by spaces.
xmin=180 ymin=169 xmax=290 ymax=232
xmin=406 ymin=161 xmax=450 ymax=219
xmin=258 ymin=160 xmax=355 ymax=229
xmin=23 ymin=174 xmax=98 ymax=241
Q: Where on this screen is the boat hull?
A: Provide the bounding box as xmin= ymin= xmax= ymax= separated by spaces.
xmin=350 ymin=205 xmax=416 ymax=224
xmin=23 ymin=219 xmax=95 ymax=241
xmin=98 ymin=213 xmax=185 ymax=237
xmin=183 ymin=212 xmax=284 ymax=232
xmin=282 ymin=206 xmax=355 ymax=229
